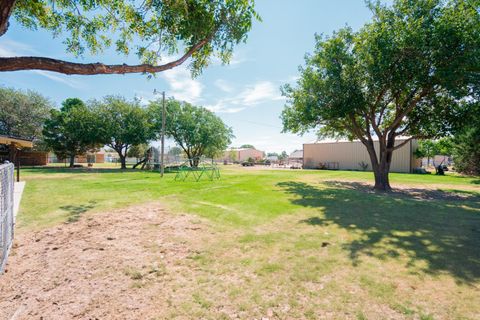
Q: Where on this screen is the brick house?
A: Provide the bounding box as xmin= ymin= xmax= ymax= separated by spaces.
xmin=223 ymin=147 xmax=265 ymax=162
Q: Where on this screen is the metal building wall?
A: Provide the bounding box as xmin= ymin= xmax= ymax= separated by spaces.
xmin=303 ymin=139 xmax=417 ymax=173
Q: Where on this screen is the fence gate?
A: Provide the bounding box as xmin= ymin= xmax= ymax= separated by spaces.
xmin=0 ymin=163 xmax=14 ymax=273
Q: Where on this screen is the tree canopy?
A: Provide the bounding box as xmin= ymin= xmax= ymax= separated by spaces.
xmin=0 ymin=87 xmax=52 ymax=144
xmin=0 ymin=0 xmax=259 ymax=76
xmin=127 ymin=144 xmax=150 ymax=159
xmin=451 ymin=103 xmax=480 ymax=175
xmin=167 ymin=146 xmax=183 ymax=157
xmin=415 ymin=140 xmax=438 ymax=167
xmin=93 ymin=96 xmax=155 ymax=169
xmin=415 ymin=138 xmax=453 ymax=166
xmin=43 ymin=98 xmax=99 ymax=167
xmin=281 ymin=0 xmax=480 ymax=190
xmin=149 ymin=99 xmax=233 ymax=167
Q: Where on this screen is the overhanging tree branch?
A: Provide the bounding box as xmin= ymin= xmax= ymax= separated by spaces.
xmin=348 ymin=114 xmax=368 ymax=145
xmin=0 ymin=36 xmax=211 ymax=75
xmin=391 ymin=136 xmax=415 ymax=151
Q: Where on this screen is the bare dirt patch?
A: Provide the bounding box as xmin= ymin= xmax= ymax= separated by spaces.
xmin=0 ymin=202 xmax=212 ymax=320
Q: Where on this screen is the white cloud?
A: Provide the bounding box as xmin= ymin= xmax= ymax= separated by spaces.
xmin=205 ymin=100 xmax=245 ymax=114
xmin=162 ymin=67 xmax=203 ymax=103
xmin=31 ymin=70 xmax=84 ymax=89
xmin=133 ymin=90 xmax=156 ymax=105
xmin=229 ymin=52 xmax=249 ymax=66
xmin=204 ymin=80 xmax=285 ymax=114
xmin=236 ymin=81 xmax=284 ymax=106
xmin=0 ymin=46 xmax=16 ymax=57
xmin=0 ymin=39 xmax=37 ymax=57
xmin=214 ymin=79 xmax=234 ymax=93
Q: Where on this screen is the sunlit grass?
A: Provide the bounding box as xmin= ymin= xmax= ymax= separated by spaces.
xmin=18 ymin=166 xmax=479 ymax=229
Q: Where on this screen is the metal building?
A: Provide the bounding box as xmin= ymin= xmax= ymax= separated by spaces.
xmin=303 ymin=138 xmax=420 ymax=173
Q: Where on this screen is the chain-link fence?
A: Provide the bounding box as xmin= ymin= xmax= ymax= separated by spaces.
xmin=0 ymin=163 xmax=14 ymax=273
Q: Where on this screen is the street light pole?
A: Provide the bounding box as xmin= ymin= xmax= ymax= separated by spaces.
xmin=153 ymin=89 xmax=167 ymax=177
xmin=160 ymin=91 xmax=166 ymax=177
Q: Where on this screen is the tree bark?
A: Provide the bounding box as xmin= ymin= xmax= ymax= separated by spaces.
xmin=0 ymin=37 xmax=211 ymax=75
xmin=373 ymin=164 xmax=392 ymax=191
xmin=363 ymin=139 xmax=393 ymax=191
xmin=69 ymin=154 xmax=75 ymax=168
xmin=193 ymin=157 xmax=200 ymax=168
xmin=0 ymin=0 xmax=16 ymax=37
xmin=119 ymin=154 xmax=127 ymax=169
xmin=184 ymin=149 xmax=194 ymax=167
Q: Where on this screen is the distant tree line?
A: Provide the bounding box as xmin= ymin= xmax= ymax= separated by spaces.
xmin=149 ymin=99 xmax=233 ymax=167
xmin=0 ymin=87 xmax=51 ymax=143
xmin=0 ymin=87 xmax=232 ymax=169
xmin=1 ymin=85 xmax=477 ymax=174
xmin=266 ymin=151 xmax=288 ymax=161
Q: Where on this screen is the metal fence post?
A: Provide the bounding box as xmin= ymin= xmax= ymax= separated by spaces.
xmin=0 ymin=163 xmax=15 ymax=273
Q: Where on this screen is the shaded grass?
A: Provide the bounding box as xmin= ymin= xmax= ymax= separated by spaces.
xmin=280 ymin=180 xmax=480 ymax=281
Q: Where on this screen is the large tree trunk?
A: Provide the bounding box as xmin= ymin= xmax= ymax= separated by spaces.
xmin=364 ymin=140 xmax=393 ymax=192
xmin=192 ymin=157 xmax=200 ymax=168
xmin=373 ymin=163 xmax=392 ymax=191
xmin=69 ymin=155 xmax=75 ymax=168
xmin=184 ymin=150 xmax=194 ymax=167
xmin=119 ymin=155 xmax=127 ymax=169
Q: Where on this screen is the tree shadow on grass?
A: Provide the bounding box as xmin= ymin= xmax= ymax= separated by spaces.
xmin=323 ymin=180 xmax=480 ymax=203
xmin=60 ymin=201 xmax=97 ymax=223
xmin=277 ymin=180 xmax=480 ymax=284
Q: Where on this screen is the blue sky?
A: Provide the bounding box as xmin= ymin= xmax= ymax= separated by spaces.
xmin=0 ymin=0 xmax=374 ymax=153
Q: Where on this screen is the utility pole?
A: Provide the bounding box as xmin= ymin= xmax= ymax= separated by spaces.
xmin=160 ymin=91 xmax=166 ymax=177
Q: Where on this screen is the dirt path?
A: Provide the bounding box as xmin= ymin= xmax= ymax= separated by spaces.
xmin=0 ymin=203 xmax=211 ymax=320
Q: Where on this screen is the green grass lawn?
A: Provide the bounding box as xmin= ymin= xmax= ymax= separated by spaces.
xmin=18 ymin=166 xmax=479 ymax=229
xmin=16 ymin=166 xmax=480 ymax=319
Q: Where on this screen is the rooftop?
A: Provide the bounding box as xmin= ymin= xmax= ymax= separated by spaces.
xmin=305 ymin=136 xmax=413 ymax=145
xmin=0 ymin=135 xmax=34 ymax=148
